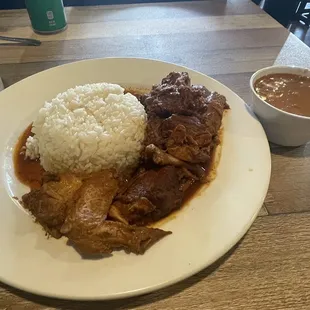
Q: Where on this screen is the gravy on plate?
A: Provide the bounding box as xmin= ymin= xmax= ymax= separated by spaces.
xmin=14 ymin=124 xmax=44 ymax=189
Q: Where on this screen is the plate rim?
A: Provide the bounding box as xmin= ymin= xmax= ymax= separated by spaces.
xmin=0 ymin=57 xmax=271 ymax=300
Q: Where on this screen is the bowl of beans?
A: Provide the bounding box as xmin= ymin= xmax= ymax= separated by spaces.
xmin=250 ymin=66 xmax=310 ymax=146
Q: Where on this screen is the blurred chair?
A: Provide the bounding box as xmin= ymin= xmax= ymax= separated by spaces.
xmin=263 ymin=0 xmax=299 ymax=27
xmin=295 ymin=0 xmax=310 ymax=26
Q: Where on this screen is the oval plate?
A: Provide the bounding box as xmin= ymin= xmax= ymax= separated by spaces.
xmin=0 ymin=58 xmax=271 ymax=300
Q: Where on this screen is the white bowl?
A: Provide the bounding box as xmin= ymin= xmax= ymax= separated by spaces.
xmin=250 ymin=66 xmax=310 ymax=147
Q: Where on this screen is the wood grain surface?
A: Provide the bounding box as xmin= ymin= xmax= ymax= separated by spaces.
xmin=1 ymin=0 xmax=310 ymax=309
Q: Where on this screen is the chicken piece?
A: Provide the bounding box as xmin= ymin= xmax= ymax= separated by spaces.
xmin=108 ymin=204 xmax=129 ymax=224
xmin=144 ymin=113 xmax=214 ymax=164
xmin=22 ymin=173 xmax=83 ymax=238
xmin=109 ymin=196 xmax=157 ymax=225
xmin=23 ymin=169 xmax=170 ymax=255
xmin=202 ymin=92 xmax=229 ymax=136
xmin=162 ymin=114 xmax=213 ymax=163
xmin=60 ymin=171 xmax=118 ymax=237
xmin=110 ymin=166 xmax=183 ymax=225
xmin=142 ymin=72 xmax=214 ymax=118
xmin=59 ymin=172 xmax=169 ymax=255
xmin=145 ymin=144 xmax=206 ymax=181
xmin=141 ymin=72 xmax=228 ymax=165
xmin=143 ymin=116 xmax=165 ymax=149
xmin=70 ymin=220 xmax=171 ymax=255
xmin=161 ymin=71 xmax=191 ymax=87
xmin=192 ymin=84 xmax=211 ymax=98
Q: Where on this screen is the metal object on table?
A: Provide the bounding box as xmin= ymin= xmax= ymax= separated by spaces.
xmin=25 ymin=0 xmax=67 ymax=34
xmin=0 ymin=36 xmax=41 ymax=46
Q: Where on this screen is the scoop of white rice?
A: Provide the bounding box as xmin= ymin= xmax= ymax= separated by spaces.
xmin=25 ymin=83 xmax=147 ymax=174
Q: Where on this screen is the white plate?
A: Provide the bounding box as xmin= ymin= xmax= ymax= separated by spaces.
xmin=0 ymin=58 xmax=271 ymax=300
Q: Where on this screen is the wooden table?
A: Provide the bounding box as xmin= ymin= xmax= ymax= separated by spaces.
xmin=1 ymin=0 xmax=310 ymax=309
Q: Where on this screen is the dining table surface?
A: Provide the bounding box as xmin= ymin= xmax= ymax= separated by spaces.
xmin=1 ymin=0 xmax=310 ymax=309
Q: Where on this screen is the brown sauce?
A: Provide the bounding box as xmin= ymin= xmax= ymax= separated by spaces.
xmin=254 ymin=73 xmax=310 ymax=117
xmin=182 ymin=136 xmax=221 ymax=205
xmin=151 ymin=128 xmax=223 ymax=228
xmin=14 ymin=124 xmax=45 ymax=189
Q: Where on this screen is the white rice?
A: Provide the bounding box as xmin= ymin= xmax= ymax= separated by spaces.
xmin=25 ymin=83 xmax=147 ymax=174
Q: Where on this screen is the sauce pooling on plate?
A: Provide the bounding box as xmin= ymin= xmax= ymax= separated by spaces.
xmin=254 ymin=73 xmax=310 ymax=117
xmin=14 ymin=124 xmax=44 ymax=189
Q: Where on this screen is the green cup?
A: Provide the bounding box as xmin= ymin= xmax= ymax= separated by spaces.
xmin=25 ymin=0 xmax=67 ymax=34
